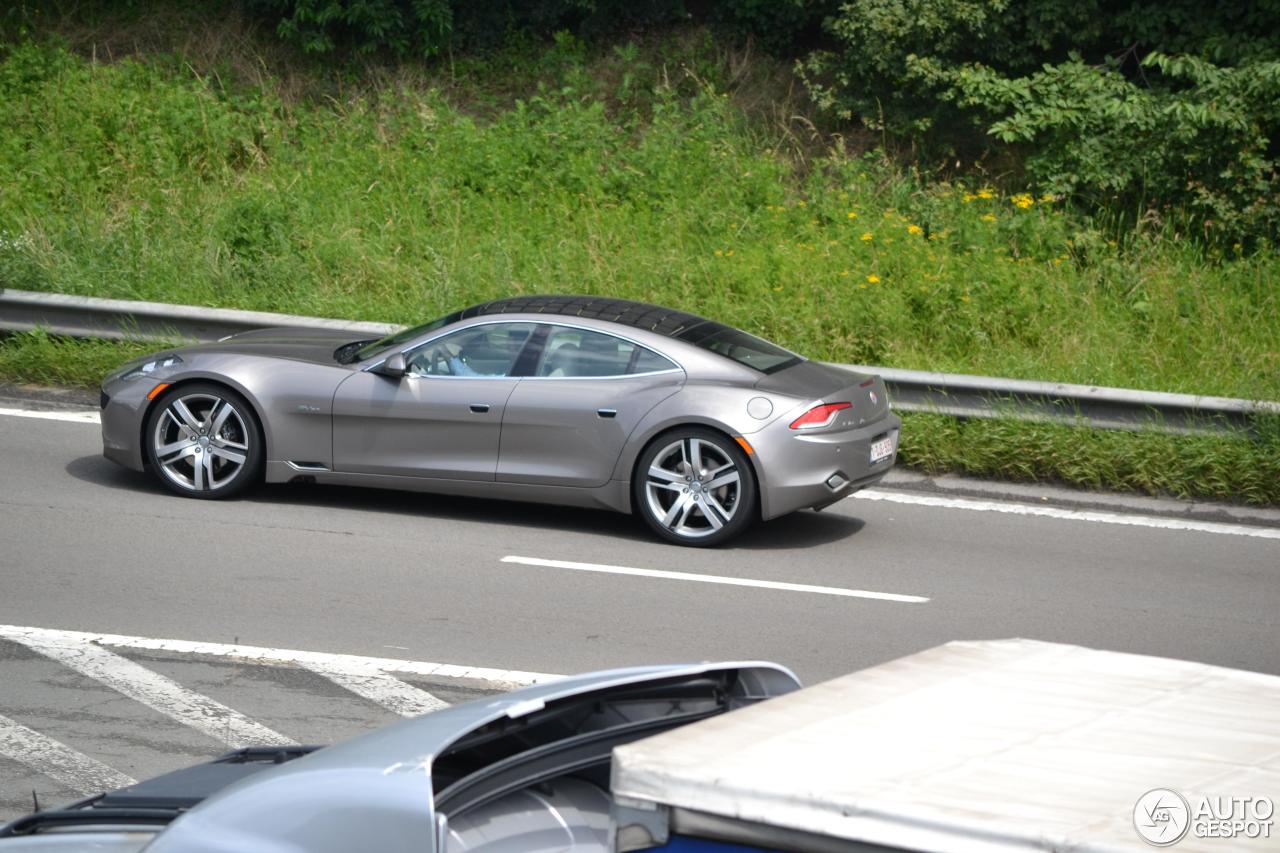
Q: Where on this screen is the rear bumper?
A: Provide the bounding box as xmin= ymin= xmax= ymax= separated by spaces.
xmin=751 ymin=412 xmax=901 ymax=520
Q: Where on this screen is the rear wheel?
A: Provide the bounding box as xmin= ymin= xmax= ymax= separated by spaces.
xmin=144 ymin=383 xmax=262 ymax=499
xmin=634 ymin=428 xmax=757 ymax=547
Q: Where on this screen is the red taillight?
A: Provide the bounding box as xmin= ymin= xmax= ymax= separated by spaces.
xmin=789 ymin=402 xmax=851 ymax=430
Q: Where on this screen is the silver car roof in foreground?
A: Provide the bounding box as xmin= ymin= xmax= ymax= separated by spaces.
xmin=142 ymin=661 xmax=799 ymax=853
xmin=611 ymin=638 xmax=1280 ymax=853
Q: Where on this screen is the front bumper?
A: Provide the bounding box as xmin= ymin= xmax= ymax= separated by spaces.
xmin=751 ymin=412 xmax=901 ymax=520
xmin=100 ymin=375 xmax=156 ymax=471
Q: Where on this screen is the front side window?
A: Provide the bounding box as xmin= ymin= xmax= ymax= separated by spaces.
xmin=406 ymin=323 xmax=535 ymax=377
xmin=536 ymin=327 xmax=677 ymax=378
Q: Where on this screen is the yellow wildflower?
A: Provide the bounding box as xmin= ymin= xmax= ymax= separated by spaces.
xmin=981 ymin=213 xmax=997 ymax=222
xmin=907 ymin=224 xmax=924 ymax=236
xmin=1011 ymin=193 xmax=1034 ymax=209
xmin=961 ymin=294 xmax=971 ymax=302
xmin=714 ymin=249 xmax=723 ymax=257
xmin=847 ymin=211 xmax=858 ymax=219
xmin=962 ymin=193 xmax=976 ymax=203
xmin=857 ymin=284 xmax=868 ymax=290
xmin=866 ymin=274 xmax=880 ymax=284
xmin=977 ymin=188 xmax=995 ymax=200
xmin=1039 ymin=193 xmax=1055 ymax=203
xmin=726 ymin=249 xmax=734 ymax=257
xmin=860 ymin=232 xmax=873 ymax=241
xmin=839 ymin=270 xmax=850 ymax=277
xmin=797 ymin=200 xmax=807 ymax=208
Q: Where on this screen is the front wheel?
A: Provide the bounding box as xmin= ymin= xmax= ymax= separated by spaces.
xmin=144 ymin=383 xmax=263 ymax=499
xmin=634 ymin=428 xmax=757 ymax=547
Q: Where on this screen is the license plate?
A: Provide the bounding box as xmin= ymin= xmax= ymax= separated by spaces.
xmin=869 ymin=436 xmax=895 ymax=463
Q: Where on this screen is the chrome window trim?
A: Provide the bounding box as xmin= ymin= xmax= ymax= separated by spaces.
xmin=363 ymin=318 xmax=686 ymax=379
xmin=362 ymin=319 xmax=538 ymax=378
xmin=526 ymin=321 xmax=684 ymax=380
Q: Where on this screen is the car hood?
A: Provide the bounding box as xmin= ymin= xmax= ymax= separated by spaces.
xmin=143 ymin=661 xmax=798 ymax=853
xmin=174 ymin=327 xmax=379 ymax=366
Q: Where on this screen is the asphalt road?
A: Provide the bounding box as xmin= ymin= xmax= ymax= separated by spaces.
xmin=1 ymin=402 xmax=1278 ymax=818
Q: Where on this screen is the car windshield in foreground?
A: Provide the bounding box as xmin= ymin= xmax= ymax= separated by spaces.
xmin=677 ymin=322 xmax=802 ymax=374
xmin=351 ymin=311 xmax=462 ymax=362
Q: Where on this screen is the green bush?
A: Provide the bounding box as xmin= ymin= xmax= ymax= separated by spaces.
xmin=800 ymin=0 xmax=1280 ymax=242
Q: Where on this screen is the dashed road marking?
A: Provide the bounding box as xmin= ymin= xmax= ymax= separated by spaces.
xmin=0 ymin=624 xmax=560 ymax=818
xmin=500 ymin=556 xmax=930 ymax=603
xmin=298 ymin=661 xmax=448 ymax=717
xmin=0 ymin=626 xmax=294 ymax=748
xmin=0 ymin=713 xmax=136 ymax=796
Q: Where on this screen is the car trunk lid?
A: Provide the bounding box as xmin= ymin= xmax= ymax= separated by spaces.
xmin=756 ymin=360 xmax=891 ymax=425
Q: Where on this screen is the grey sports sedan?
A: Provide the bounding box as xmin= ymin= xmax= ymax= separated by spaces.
xmin=100 ymin=295 xmax=900 ymax=546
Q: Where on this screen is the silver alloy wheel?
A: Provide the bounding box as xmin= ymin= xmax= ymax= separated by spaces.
xmin=644 ymin=437 xmax=742 ymax=539
xmin=152 ymin=393 xmax=250 ymax=492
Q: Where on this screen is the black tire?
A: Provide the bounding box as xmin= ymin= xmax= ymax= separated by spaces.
xmin=633 ymin=427 xmax=757 ymax=547
xmin=144 ymin=382 xmax=263 ymax=499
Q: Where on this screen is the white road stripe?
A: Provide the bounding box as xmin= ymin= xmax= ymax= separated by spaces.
xmin=0 ymin=626 xmax=295 ymax=748
xmin=0 ymin=625 xmax=559 ymax=689
xmin=300 ymin=662 xmax=448 ymax=717
xmin=854 ymin=489 xmax=1280 ymax=540
xmin=0 ymin=406 xmax=99 ymax=424
xmin=500 ymin=556 xmax=929 ymax=603
xmin=4 ymin=405 xmax=1271 ymax=541
xmin=0 ymin=713 xmax=136 ymax=795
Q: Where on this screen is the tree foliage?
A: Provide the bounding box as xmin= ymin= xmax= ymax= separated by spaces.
xmin=801 ymin=0 xmax=1280 ymax=241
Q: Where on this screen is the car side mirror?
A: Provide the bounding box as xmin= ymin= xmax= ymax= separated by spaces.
xmin=375 ymin=352 xmax=407 ymax=379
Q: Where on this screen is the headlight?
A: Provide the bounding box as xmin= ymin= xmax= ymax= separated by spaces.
xmin=121 ymin=355 xmax=183 ymax=380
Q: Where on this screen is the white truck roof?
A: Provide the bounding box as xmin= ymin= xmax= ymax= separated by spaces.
xmin=611 ymin=639 xmax=1280 ymax=852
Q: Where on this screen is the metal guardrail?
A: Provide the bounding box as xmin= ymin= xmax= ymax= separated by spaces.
xmin=3 ymin=287 xmax=1276 ymax=434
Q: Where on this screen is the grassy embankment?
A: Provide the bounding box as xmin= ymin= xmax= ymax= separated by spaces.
xmin=0 ymin=29 xmax=1276 ymax=502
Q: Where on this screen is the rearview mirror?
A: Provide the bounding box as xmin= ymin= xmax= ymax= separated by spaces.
xmin=374 ymin=352 xmax=407 ymax=378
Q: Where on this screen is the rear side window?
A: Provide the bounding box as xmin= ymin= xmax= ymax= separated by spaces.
xmin=676 ymin=322 xmax=801 ymax=374
xmin=536 ymin=327 xmax=678 ymax=378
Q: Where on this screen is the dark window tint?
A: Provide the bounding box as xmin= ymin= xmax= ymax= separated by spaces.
xmin=631 ymin=346 xmax=678 ymax=374
xmin=406 ymin=323 xmax=535 ymax=377
xmin=677 ymin=323 xmax=801 ymax=374
xmin=354 ymin=310 xmax=463 ymax=362
xmin=536 ymin=327 xmax=677 ymax=377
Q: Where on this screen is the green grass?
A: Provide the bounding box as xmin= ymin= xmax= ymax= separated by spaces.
xmin=0 ymin=27 xmax=1276 ymax=504
xmin=899 ymin=411 xmax=1280 ymax=505
xmin=0 ymin=330 xmax=160 ymax=387
xmin=0 ymin=38 xmax=1276 ymax=401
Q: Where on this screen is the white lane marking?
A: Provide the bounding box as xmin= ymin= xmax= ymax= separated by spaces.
xmin=0 ymin=713 xmax=136 ymax=795
xmin=8 ymin=403 xmax=1268 ymax=542
xmin=299 ymin=662 xmax=448 ymax=717
xmin=500 ymin=556 xmax=929 ymax=603
xmin=855 ymin=489 xmax=1280 ymax=541
xmin=0 ymin=625 xmax=559 ymax=689
xmin=0 ymin=626 xmax=295 ymax=748
xmin=0 ymin=406 xmax=99 ymax=424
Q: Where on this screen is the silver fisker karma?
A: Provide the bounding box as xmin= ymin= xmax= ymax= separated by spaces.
xmin=100 ymin=296 xmax=900 ymax=545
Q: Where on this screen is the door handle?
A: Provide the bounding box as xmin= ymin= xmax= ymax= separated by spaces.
xmin=470 ymin=403 xmax=490 ymax=414
xmin=596 ymin=408 xmax=617 ymax=419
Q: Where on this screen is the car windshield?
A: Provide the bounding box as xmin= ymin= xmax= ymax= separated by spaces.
xmin=676 ymin=322 xmax=802 ymax=374
xmin=352 ymin=311 xmax=463 ymax=362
